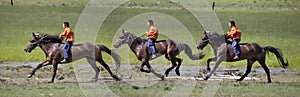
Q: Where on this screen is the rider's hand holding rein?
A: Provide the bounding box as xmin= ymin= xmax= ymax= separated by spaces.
xmin=59 ymin=22 xmax=74 ymax=63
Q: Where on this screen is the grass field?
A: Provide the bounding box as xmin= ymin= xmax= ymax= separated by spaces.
xmin=1 ymin=79 xmax=299 ymax=97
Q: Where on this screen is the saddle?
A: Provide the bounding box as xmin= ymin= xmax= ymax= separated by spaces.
xmin=143 ymin=39 xmax=166 ymax=43
xmin=143 ymin=39 xmax=166 ymax=51
xmin=225 ymin=40 xmax=247 ymax=52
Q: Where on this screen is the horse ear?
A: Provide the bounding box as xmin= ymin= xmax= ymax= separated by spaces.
xmin=32 ymin=32 xmax=35 ymax=36
xmin=204 ymin=31 xmax=207 ymax=34
xmin=122 ymin=29 xmax=125 ymax=34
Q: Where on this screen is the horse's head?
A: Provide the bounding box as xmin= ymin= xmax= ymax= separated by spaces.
xmin=24 ymin=32 xmax=42 ymax=53
xmin=113 ymin=30 xmax=132 ymax=48
xmin=197 ymin=31 xmax=210 ymax=50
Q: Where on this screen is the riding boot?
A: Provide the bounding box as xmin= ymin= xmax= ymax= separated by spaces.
xmin=61 ymin=58 xmax=67 ymax=63
xmin=233 ymin=55 xmax=239 ymax=59
xmin=151 ymin=53 xmax=156 ymax=58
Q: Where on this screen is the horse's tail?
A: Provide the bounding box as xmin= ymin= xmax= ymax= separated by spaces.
xmin=263 ymin=46 xmax=288 ymax=68
xmin=98 ymin=45 xmax=121 ymax=71
xmin=180 ymin=43 xmax=205 ymax=60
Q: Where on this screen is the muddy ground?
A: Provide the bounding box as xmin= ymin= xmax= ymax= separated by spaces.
xmin=0 ymin=62 xmax=299 ymax=84
xmin=0 ymin=62 xmax=300 ymax=97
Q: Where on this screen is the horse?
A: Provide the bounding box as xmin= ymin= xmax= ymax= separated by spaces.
xmin=24 ymin=32 xmax=120 ymax=83
xmin=113 ymin=30 xmax=205 ymax=80
xmin=196 ymin=31 xmax=288 ymax=83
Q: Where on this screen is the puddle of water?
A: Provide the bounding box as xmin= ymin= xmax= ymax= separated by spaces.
xmin=0 ymin=62 xmax=298 ymax=76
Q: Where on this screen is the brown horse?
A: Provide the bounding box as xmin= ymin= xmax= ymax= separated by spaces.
xmin=197 ymin=31 xmax=288 ymax=83
xmin=24 ymin=32 xmax=120 ymax=83
xmin=113 ymin=30 xmax=204 ymax=80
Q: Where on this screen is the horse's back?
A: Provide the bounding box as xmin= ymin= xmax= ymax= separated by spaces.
xmin=155 ymin=40 xmax=167 ymax=43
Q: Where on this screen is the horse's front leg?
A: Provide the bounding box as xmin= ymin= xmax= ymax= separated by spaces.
xmin=140 ymin=59 xmax=151 ymax=73
xmin=204 ymin=57 xmax=223 ymax=80
xmin=49 ymin=61 xmax=58 ymax=83
xmin=28 ymin=60 xmax=51 ymax=78
xmin=206 ymin=57 xmax=216 ymax=72
xmin=145 ymin=61 xmax=152 ymax=71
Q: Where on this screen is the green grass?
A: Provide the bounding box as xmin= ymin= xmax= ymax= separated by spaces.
xmin=0 ymin=0 xmax=299 ymax=69
xmin=1 ymin=80 xmax=299 ymax=97
xmin=0 ymin=83 xmax=84 ymax=97
xmin=207 ymin=0 xmax=300 ymax=9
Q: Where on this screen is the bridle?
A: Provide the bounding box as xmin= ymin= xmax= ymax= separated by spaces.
xmin=28 ymin=35 xmax=50 ymax=49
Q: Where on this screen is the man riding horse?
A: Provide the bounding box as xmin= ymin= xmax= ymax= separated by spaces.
xmin=145 ymin=20 xmax=159 ymax=58
xmin=226 ymin=21 xmax=242 ymax=59
xmin=59 ymin=22 xmax=74 ymax=63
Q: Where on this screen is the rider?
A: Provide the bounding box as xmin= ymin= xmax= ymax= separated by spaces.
xmin=59 ymin=22 xmax=74 ymax=63
xmin=227 ymin=21 xmax=242 ymax=59
xmin=145 ymin=20 xmax=158 ymax=58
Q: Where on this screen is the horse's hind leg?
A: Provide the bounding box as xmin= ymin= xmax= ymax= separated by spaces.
xmin=97 ymin=58 xmax=120 ymax=81
xmin=258 ymin=59 xmax=271 ymax=83
xmin=87 ymin=58 xmax=100 ymax=82
xmin=175 ymin=58 xmax=182 ymax=76
xmin=165 ymin=59 xmax=177 ymax=77
xmin=237 ymin=58 xmax=256 ymax=82
xmin=28 ymin=60 xmax=51 ymax=78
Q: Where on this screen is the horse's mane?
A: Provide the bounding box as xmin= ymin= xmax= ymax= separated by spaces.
xmin=41 ymin=34 xmax=63 ymax=43
xmin=205 ymin=31 xmax=225 ymax=42
xmin=206 ymin=31 xmax=247 ymax=45
xmin=125 ymin=31 xmax=166 ymax=43
xmin=206 ymin=31 xmax=223 ymax=39
xmin=124 ymin=31 xmax=144 ymax=44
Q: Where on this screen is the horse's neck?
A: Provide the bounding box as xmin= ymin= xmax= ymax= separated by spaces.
xmin=210 ymin=39 xmax=227 ymax=55
xmin=128 ymin=37 xmax=144 ymax=52
xmin=128 ymin=37 xmax=140 ymax=46
xmin=39 ymin=43 xmax=62 ymax=55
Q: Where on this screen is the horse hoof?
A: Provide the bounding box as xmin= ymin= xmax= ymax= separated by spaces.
xmin=146 ymin=70 xmax=151 ymax=73
xmin=140 ymin=69 xmax=151 ymax=73
xmin=161 ymin=76 xmax=165 ymax=80
xmin=113 ymin=75 xmax=121 ymax=81
xmin=27 ymin=74 xmax=33 ymax=78
xmin=207 ymin=68 xmax=211 ymax=72
xmin=47 ymin=81 xmax=54 ymax=83
xmin=165 ymin=72 xmax=169 ymax=77
xmin=204 ymin=76 xmax=209 ymax=80
xmin=175 ymin=72 xmax=180 ymax=76
xmin=236 ymin=79 xmax=243 ymax=82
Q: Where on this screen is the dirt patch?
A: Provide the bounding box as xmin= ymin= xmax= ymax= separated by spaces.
xmin=0 ymin=63 xmax=299 ymax=85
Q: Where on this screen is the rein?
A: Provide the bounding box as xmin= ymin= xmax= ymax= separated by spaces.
xmin=126 ymin=33 xmax=138 ymax=46
xmin=29 ymin=37 xmax=45 ymax=46
xmin=29 ymin=35 xmax=52 ymax=46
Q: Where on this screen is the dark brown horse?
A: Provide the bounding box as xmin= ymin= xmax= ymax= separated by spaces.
xmin=113 ymin=30 xmax=204 ymax=80
xmin=24 ymin=32 xmax=120 ymax=83
xmin=197 ymin=31 xmax=288 ymax=83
